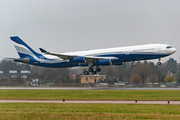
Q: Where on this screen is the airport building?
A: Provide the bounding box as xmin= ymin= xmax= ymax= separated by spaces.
xmin=0 ymin=70 xmax=31 ymax=79
xmin=80 ymin=75 xmax=106 ymax=84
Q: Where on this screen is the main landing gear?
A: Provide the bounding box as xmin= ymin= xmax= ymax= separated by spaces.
xmin=84 ymin=66 xmax=101 ymax=75
xmin=158 ymin=58 xmax=161 ymax=65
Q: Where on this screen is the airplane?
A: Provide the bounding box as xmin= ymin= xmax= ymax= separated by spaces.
xmin=8 ymin=36 xmax=176 ymax=75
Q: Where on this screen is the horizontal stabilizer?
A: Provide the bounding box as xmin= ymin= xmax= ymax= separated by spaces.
xmin=6 ymin=58 xmax=30 ymax=63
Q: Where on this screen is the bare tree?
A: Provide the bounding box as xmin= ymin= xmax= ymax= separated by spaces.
xmin=148 ymin=74 xmax=159 ymax=84
xmin=30 ymin=66 xmax=69 ymax=83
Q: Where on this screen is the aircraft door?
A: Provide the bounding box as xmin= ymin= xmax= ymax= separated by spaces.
xmin=157 ymin=45 xmax=162 ymax=52
xmin=125 ymin=49 xmax=130 ymax=55
xmin=40 ymin=56 xmax=44 ymax=63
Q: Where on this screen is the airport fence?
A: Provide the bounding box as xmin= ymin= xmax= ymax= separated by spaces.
xmin=0 ymin=82 xmax=178 ymax=88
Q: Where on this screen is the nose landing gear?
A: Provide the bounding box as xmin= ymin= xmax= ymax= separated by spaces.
xmin=158 ymin=58 xmax=161 ymax=65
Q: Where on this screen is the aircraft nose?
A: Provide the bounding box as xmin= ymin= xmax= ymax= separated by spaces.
xmin=172 ymin=48 xmax=177 ymax=53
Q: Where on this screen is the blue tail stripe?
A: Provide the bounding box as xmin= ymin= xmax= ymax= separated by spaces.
xmin=10 ymin=36 xmax=41 ymax=57
xmin=18 ymin=52 xmax=31 ymax=58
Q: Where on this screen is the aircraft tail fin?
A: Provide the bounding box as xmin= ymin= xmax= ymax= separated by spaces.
xmin=10 ymin=36 xmax=41 ymax=58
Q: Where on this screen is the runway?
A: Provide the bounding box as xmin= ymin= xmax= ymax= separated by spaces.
xmin=0 ymin=87 xmax=180 ymax=90
xmin=0 ymin=100 xmax=179 ymax=104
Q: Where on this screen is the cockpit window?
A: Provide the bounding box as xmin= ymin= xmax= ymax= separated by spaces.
xmin=166 ymin=46 xmax=172 ymax=49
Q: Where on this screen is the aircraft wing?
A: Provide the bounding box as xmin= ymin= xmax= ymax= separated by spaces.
xmin=39 ymin=48 xmax=79 ymax=60
xmin=84 ymin=56 xmax=118 ymax=60
xmin=39 ymin=48 xmax=119 ymax=61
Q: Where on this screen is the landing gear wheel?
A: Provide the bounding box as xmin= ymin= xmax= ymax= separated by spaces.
xmin=92 ymin=71 xmax=97 ymax=74
xmin=84 ymin=71 xmax=89 ymax=75
xmin=89 ymin=68 xmax=93 ymax=72
xmin=96 ymin=68 xmax=101 ymax=72
xmin=158 ymin=62 xmax=161 ymax=65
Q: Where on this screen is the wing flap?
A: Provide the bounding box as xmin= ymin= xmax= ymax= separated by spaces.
xmin=85 ymin=56 xmax=118 ymax=60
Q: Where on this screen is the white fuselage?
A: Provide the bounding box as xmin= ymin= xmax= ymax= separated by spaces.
xmin=44 ymin=44 xmax=176 ymax=61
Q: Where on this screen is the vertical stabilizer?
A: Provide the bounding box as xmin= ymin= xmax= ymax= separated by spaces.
xmin=10 ymin=36 xmax=41 ymax=58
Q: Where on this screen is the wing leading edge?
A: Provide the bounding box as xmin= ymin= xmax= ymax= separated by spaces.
xmin=39 ymin=48 xmax=119 ymax=61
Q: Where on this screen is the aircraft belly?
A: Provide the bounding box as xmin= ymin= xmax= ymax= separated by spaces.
xmin=117 ymin=54 xmax=169 ymax=62
xmin=104 ymin=53 xmax=169 ymax=63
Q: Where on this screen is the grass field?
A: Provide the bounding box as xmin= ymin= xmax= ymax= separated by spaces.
xmin=0 ymin=103 xmax=180 ymax=120
xmin=0 ymin=89 xmax=180 ymax=100
xmin=1 ymin=89 xmax=180 ymax=119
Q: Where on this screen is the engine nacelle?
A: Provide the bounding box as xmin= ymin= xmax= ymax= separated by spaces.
xmin=95 ymin=59 xmax=112 ymax=66
xmin=69 ymin=57 xmax=86 ymax=63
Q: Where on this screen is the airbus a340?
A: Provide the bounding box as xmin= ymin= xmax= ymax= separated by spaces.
xmin=8 ymin=36 xmax=176 ymax=75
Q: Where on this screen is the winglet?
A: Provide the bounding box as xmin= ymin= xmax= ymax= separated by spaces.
xmin=39 ymin=48 xmax=47 ymax=53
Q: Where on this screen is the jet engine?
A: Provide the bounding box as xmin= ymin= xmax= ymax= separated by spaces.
xmin=95 ymin=59 xmax=112 ymax=65
xmin=69 ymin=57 xmax=86 ymax=63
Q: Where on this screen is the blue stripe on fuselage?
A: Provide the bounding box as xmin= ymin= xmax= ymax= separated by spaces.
xmin=95 ymin=53 xmax=169 ymax=63
xmin=20 ymin=53 xmax=169 ymax=68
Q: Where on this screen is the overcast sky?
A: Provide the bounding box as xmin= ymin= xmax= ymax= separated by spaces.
xmin=0 ymin=0 xmax=180 ymax=63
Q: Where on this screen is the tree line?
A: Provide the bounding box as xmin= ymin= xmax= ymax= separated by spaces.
xmin=99 ymin=58 xmax=180 ymax=85
xmin=0 ymin=58 xmax=179 ymax=85
xmin=0 ymin=59 xmax=71 ymax=85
